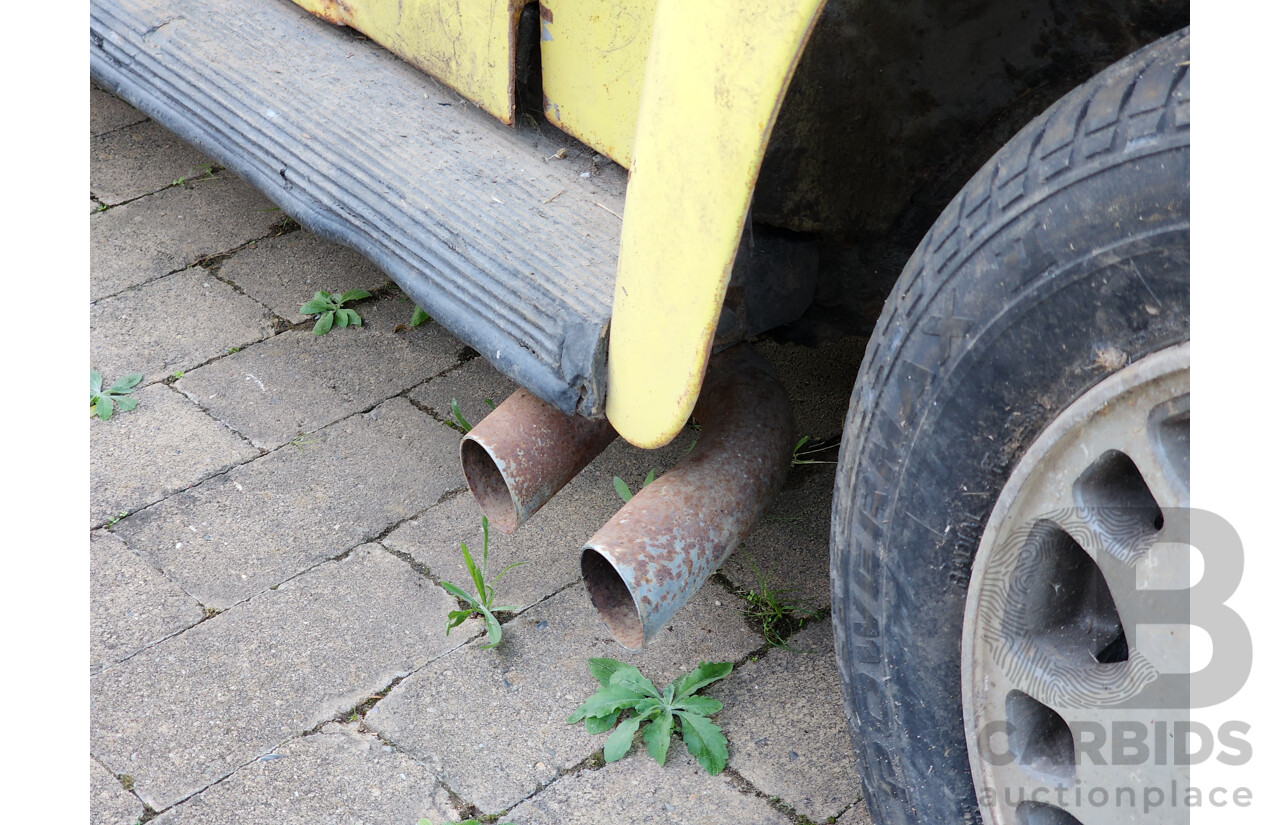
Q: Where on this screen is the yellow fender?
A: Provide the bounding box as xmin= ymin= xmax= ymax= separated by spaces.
xmin=606 ymin=0 xmax=827 ymax=448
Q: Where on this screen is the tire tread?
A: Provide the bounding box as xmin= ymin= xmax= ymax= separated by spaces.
xmin=832 ymin=28 xmax=1190 ymax=825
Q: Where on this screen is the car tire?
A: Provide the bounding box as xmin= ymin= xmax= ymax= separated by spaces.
xmin=829 ymin=28 xmax=1190 ymax=825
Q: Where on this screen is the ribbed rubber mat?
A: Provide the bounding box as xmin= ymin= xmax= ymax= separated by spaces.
xmin=91 ymin=0 xmax=624 ymax=416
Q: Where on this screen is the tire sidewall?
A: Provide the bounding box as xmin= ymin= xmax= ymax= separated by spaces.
xmin=830 ymin=97 xmax=1190 ymax=825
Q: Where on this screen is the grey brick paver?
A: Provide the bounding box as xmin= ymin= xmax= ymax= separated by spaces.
xmin=91 ymin=545 xmax=467 ymax=811
xmin=90 ymin=175 xmax=280 ymax=301
xmin=88 ymin=87 xmax=875 ymax=824
xmin=720 ymin=464 xmax=838 ymax=609
xmin=355 ymin=292 xmax=475 ymax=359
xmin=89 ymin=383 xmax=259 ymax=528
xmin=91 ymin=119 xmax=216 ymax=204
xmin=90 ymin=758 xmax=145 ymax=825
xmin=150 ymin=723 xmax=459 ymax=825
xmin=90 ymin=267 xmax=277 ymax=385
xmin=712 ymin=620 xmax=863 ymax=822
xmin=408 ymin=354 xmax=519 ymax=426
xmin=837 ymin=799 xmax=875 ymax=824
xmin=91 ymin=85 xmax=148 ymax=136
xmin=176 ymin=327 xmax=450 ymax=450
xmin=215 ymin=231 xmax=390 ymax=324
xmin=91 ymin=530 xmax=204 ymax=672
xmin=365 ymin=582 xmax=761 ymax=814
xmin=506 ymin=751 xmax=791 ymax=825
xmin=112 ymin=397 xmax=462 ymax=608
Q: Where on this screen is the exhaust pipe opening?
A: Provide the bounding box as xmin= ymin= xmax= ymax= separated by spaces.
xmin=459 ymin=388 xmax=617 ymax=534
xmin=581 ymin=547 xmax=644 ymax=650
xmin=460 ymin=438 xmax=519 ymax=534
xmin=579 ymin=343 xmax=795 ymax=648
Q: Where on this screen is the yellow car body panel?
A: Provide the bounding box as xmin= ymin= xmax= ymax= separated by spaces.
xmin=539 ymin=0 xmax=656 ymax=168
xmin=293 ymin=0 xmax=528 ymax=123
xmin=295 ymin=0 xmax=826 ymax=448
xmin=605 ymin=0 xmax=827 ymax=448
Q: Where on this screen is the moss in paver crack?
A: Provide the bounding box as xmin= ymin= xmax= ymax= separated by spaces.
xmin=734 ymin=558 xmax=822 ymax=649
xmin=333 ymin=676 xmax=403 ymax=730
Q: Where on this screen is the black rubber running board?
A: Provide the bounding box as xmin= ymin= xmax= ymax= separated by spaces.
xmin=91 ymin=0 xmax=625 ymax=417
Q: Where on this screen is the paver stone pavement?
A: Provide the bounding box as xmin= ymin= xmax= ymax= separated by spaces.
xmin=88 ymin=83 xmax=873 ymax=825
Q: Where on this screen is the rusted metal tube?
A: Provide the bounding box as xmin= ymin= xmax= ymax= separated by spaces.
xmin=461 ymin=389 xmax=616 ymax=534
xmin=580 ymin=343 xmax=795 ymax=649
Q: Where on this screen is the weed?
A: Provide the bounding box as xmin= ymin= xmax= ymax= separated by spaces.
xmin=410 ymin=306 xmax=431 ymax=327
xmin=613 ymin=469 xmax=655 ymax=503
xmin=740 ymin=559 xmax=817 ymax=649
xmin=567 ymin=658 xmax=733 ymax=774
xmin=90 ymin=369 xmax=143 ymax=420
xmin=300 ymin=289 xmax=373 ymax=335
xmin=441 ymin=517 xmax=525 ymax=649
xmin=226 ymin=347 xmax=241 ymax=354
xmin=418 ymin=819 xmax=513 ymax=825
xmin=791 ymin=436 xmax=837 ymax=466
xmin=449 ymin=398 xmax=476 ymax=432
xmin=105 ymin=511 xmax=129 ymax=527
xmin=483 ymin=398 xmax=497 ymax=411
xmin=171 ymin=370 xmax=185 ymax=380
xmin=172 ymin=164 xmax=215 ymax=186
xmin=289 ymin=434 xmax=322 ymax=453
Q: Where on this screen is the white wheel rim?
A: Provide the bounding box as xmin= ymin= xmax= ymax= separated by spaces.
xmin=962 ymin=343 xmax=1190 ymax=825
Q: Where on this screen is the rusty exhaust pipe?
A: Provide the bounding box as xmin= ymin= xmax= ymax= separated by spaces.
xmin=580 ymin=344 xmax=794 ymax=649
xmin=461 ymin=389 xmax=616 ymax=534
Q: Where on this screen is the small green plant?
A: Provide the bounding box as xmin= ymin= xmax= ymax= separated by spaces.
xmin=90 ymin=369 xmax=142 ymax=420
xmin=410 ymin=306 xmax=431 ymax=327
xmin=299 ymin=289 xmax=373 ymax=335
xmin=613 ymin=469 xmax=655 ymax=502
xmin=567 ymin=658 xmax=732 ymax=774
xmin=105 ymin=511 xmax=129 ymax=527
xmin=289 ymin=434 xmax=322 ymax=453
xmin=449 ymin=398 xmax=472 ymax=432
xmin=441 ymin=517 xmax=525 ymax=649
xmin=172 ymin=164 xmax=215 ymax=186
xmin=171 ymin=369 xmax=185 ymax=380
xmin=418 ymin=819 xmax=513 ymax=825
xmin=483 ymin=398 xmax=497 ymax=411
xmin=791 ymin=435 xmax=837 ymax=466
xmin=741 ymin=559 xmax=818 ymax=649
